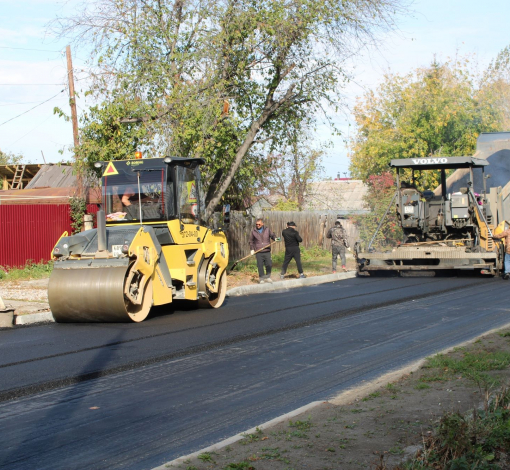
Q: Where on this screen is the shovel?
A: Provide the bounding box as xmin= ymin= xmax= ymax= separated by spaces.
xmin=228 ymin=240 xmax=278 ymax=273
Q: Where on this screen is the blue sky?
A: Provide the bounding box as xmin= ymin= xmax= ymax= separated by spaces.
xmin=0 ymin=0 xmax=509 ymax=177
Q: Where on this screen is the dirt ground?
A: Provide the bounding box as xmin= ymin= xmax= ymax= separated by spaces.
xmin=170 ymin=328 xmax=510 ymax=470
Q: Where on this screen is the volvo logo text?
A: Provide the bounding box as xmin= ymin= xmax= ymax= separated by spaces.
xmin=412 ymin=158 xmax=448 ymax=164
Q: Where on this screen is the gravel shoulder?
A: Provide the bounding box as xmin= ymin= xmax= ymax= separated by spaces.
xmin=166 ymin=326 xmax=510 ymax=470
xmin=0 ymin=278 xmax=50 ymax=315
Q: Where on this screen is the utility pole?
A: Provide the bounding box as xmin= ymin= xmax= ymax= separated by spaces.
xmin=66 ymin=45 xmax=83 ymax=198
xmin=66 ymin=45 xmax=79 ymax=150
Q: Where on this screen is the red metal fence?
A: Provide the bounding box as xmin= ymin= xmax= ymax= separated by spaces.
xmin=0 ymin=204 xmax=97 ymax=268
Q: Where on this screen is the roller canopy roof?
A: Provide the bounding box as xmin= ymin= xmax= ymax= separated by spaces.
xmin=390 ymin=156 xmax=488 ymax=170
xmin=98 ymin=157 xmax=205 ymax=169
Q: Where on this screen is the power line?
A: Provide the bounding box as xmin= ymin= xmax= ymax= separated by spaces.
xmin=0 ymin=46 xmax=62 ymax=52
xmin=6 ymin=115 xmax=54 ymax=148
xmin=0 ymin=46 xmax=89 ymax=62
xmin=0 ymin=83 xmax=63 ymax=86
xmin=0 ymin=90 xmax=66 ymax=127
xmin=0 ymin=101 xmax=44 ymax=107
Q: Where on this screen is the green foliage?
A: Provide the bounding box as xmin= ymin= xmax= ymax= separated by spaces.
xmin=288 ymin=419 xmax=313 ymax=431
xmin=350 ymin=57 xmax=505 ymax=182
xmin=274 ymin=199 xmax=300 ymax=211
xmin=0 ymin=149 xmax=23 ymax=165
xmin=0 ymin=261 xmax=53 ymax=281
xmin=0 ymin=150 xmax=24 ymax=188
xmin=362 ymin=391 xmax=381 ymax=402
xmin=69 ymin=196 xmax=88 ymax=234
xmin=240 ymin=427 xmax=263 ymax=445
xmin=351 ymin=172 xmax=402 ymax=249
xmin=405 ymin=388 xmax=510 ymax=469
xmin=427 ymin=350 xmax=510 ymax=374
xmin=75 ymin=94 xmax=150 ymax=172
xmin=197 ymin=452 xmax=214 ymax=463
xmin=414 ymin=383 xmax=431 ymax=390
xmin=299 ymin=245 xmax=329 ymax=260
xmin=262 ymin=131 xmax=325 ymax=211
xmin=223 ymin=462 xmax=254 ymax=470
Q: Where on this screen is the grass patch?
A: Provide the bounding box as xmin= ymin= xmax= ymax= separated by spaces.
xmin=223 ymin=462 xmax=255 ymax=470
xmin=427 ymin=350 xmax=510 ymax=374
xmin=0 ymin=261 xmax=53 ymax=281
xmin=386 ymin=383 xmax=398 ymax=392
xmin=240 ymin=427 xmax=263 ymax=445
xmin=261 ymin=447 xmax=281 ymax=459
xmin=414 ymin=383 xmax=431 ymax=390
xmin=231 ymin=245 xmax=331 ymax=275
xmin=405 ymin=386 xmax=510 ymax=469
xmin=285 ymin=419 xmax=313 ymax=439
xmin=362 ymin=391 xmax=381 ymax=401
xmin=197 ymin=452 xmax=214 ymax=463
xmin=420 ymin=349 xmax=510 ymax=390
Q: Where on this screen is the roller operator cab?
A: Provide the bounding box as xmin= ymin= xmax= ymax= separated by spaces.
xmin=356 ymin=156 xmax=507 ymax=276
xmin=48 ymin=157 xmax=230 ymax=322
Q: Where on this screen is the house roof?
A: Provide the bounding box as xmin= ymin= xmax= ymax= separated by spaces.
xmin=0 ymin=164 xmax=43 ymax=188
xmin=0 ymin=187 xmax=102 ymax=205
xmin=304 ymin=179 xmax=369 ymax=212
xmin=0 ymin=163 xmax=103 ymax=204
xmin=25 ymin=164 xmax=77 ymax=189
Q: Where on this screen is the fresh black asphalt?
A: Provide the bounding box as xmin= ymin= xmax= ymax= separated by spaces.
xmin=0 ymin=275 xmax=509 ymax=469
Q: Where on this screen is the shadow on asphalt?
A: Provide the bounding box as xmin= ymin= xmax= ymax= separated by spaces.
xmin=1 ymin=330 xmax=126 ymax=468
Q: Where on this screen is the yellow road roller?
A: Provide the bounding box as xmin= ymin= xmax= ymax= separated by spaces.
xmin=48 ymin=156 xmax=229 ymax=322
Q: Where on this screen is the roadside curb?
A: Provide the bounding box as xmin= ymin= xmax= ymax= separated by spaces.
xmin=152 ymin=401 xmax=324 ymax=469
xmin=226 ymin=271 xmax=356 ymax=297
xmin=15 ymin=311 xmax=54 ymax=325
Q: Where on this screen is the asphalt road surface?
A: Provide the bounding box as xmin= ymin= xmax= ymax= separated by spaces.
xmin=1 ymin=275 xmax=509 ymax=469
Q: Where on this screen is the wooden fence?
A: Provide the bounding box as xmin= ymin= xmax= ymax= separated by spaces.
xmin=225 ymin=211 xmax=359 ymax=261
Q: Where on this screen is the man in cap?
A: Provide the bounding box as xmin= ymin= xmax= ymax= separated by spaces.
xmin=326 ymin=220 xmax=350 ymax=272
xmin=280 ymin=222 xmax=306 ymax=279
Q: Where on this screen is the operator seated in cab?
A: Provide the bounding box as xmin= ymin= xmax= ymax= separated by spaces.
xmin=121 ymin=185 xmax=163 ymax=221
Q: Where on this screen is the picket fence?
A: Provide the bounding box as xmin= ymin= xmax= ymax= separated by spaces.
xmin=225 ymin=211 xmax=359 ymax=261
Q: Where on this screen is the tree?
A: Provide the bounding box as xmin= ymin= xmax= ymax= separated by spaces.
xmin=479 ymin=45 xmax=510 ymax=130
xmin=349 ymin=57 xmax=505 ymax=187
xmin=260 ymin=131 xmax=324 ymax=211
xmin=53 ymin=0 xmax=407 ymax=219
xmin=0 ymin=149 xmax=23 ymax=165
xmin=0 ymin=149 xmax=24 ymax=189
xmin=351 ymin=172 xmax=402 ymax=248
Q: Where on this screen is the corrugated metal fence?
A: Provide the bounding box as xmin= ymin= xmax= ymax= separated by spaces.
xmin=0 ymin=204 xmax=98 ymax=268
xmin=226 ymin=211 xmax=359 ymax=261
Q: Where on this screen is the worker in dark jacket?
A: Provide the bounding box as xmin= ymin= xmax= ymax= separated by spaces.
xmin=492 ymin=227 xmax=510 ymax=279
xmin=280 ymin=222 xmax=306 ymax=279
xmin=249 ymin=218 xmax=277 ymax=283
xmin=326 ymin=220 xmax=350 ymax=272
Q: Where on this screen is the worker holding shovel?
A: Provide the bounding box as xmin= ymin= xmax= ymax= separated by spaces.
xmin=249 ymin=218 xmax=279 ymax=284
